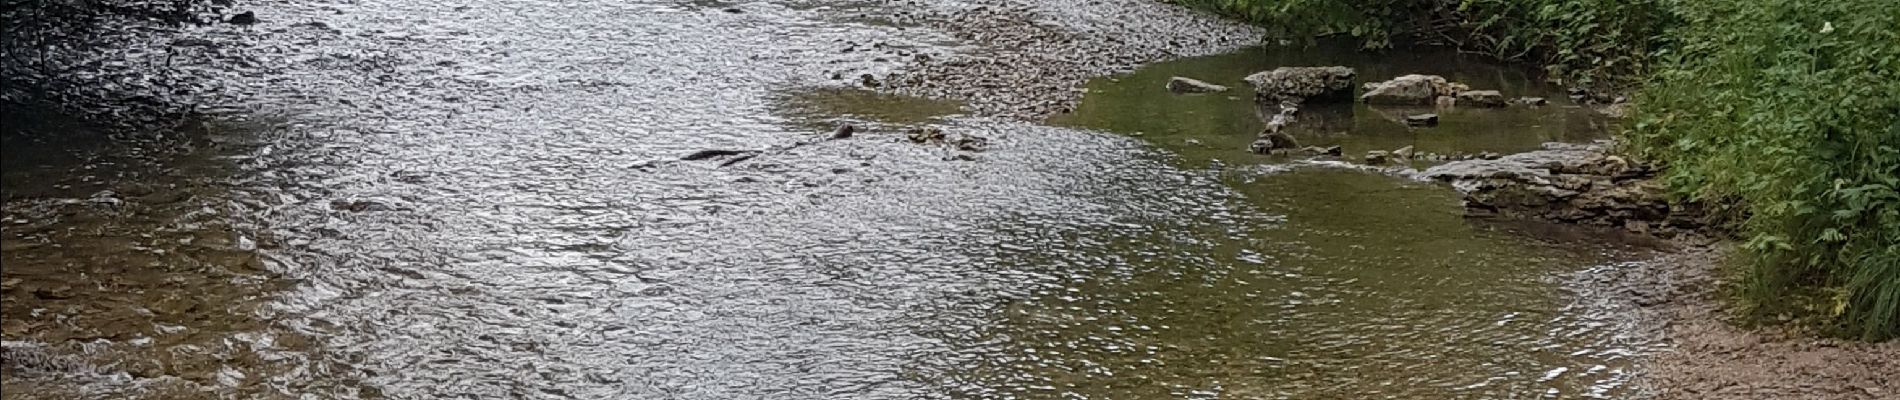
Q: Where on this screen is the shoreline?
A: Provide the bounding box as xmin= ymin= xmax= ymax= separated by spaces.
xmin=1630 ymin=245 xmax=1899 ymax=399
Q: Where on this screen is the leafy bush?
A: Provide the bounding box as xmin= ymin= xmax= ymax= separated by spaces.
xmin=1170 ymin=0 xmax=1676 ymax=87
xmin=1626 ymin=0 xmax=1899 ymax=340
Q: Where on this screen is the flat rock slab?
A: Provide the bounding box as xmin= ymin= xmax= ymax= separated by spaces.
xmin=1245 ymin=66 xmax=1356 ymax=104
xmin=1166 ymin=76 xmax=1228 ymax=93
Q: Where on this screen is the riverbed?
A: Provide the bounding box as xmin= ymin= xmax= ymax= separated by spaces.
xmin=5 ymin=0 xmax=1672 ymax=398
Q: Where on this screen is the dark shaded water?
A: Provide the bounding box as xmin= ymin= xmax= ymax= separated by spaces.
xmin=4 ymin=1 xmax=1659 ymax=398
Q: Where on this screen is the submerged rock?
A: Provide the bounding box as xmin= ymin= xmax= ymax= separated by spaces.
xmin=830 ymin=124 xmax=857 ymax=139
xmin=1420 ymin=142 xmax=1714 ymax=234
xmin=1361 ymin=74 xmax=1460 ymax=105
xmin=228 ymin=11 xmax=258 ymax=25
xmin=1302 ymin=145 xmax=1343 ymax=156
xmin=1245 ymin=66 xmax=1356 ymax=104
xmin=1404 ymin=113 xmax=1439 ymax=127
xmin=1166 ymin=77 xmax=1229 ymax=93
xmin=1457 ymin=90 xmax=1508 ymax=108
xmin=906 ymin=127 xmax=945 ymax=143
xmin=681 ymin=149 xmax=753 ymax=161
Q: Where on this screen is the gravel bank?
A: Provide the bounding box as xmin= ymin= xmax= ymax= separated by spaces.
xmin=879 ymin=0 xmax=1263 ymax=119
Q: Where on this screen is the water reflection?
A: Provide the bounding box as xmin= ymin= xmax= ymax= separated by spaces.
xmin=4 ymin=1 xmax=1658 ymax=399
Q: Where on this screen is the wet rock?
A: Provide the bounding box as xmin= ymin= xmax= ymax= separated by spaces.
xmin=1598 ymin=103 xmax=1634 ymax=119
xmin=1244 ymin=66 xmax=1356 ymax=104
xmin=1166 ymin=77 xmax=1229 ymax=93
xmin=1301 ymin=145 xmax=1343 ymax=156
xmin=951 ymin=133 xmax=989 ymax=152
xmin=830 ymin=124 xmax=856 ymax=139
xmin=1364 ymin=150 xmax=1391 ymax=165
xmin=1420 ymin=142 xmax=1714 ymax=233
xmin=87 ymin=190 xmax=123 ymax=207
xmin=31 ymin=285 xmax=76 ymax=300
xmin=1361 ymin=74 xmax=1461 ymax=105
xmin=228 ymin=11 xmax=258 ymax=25
xmin=680 ymin=149 xmax=753 ymax=161
xmin=329 ymin=199 xmax=393 ymax=212
xmin=1251 ymin=131 xmax=1299 ymax=154
xmin=1513 ymin=97 xmax=1549 ymax=106
xmin=1404 ymin=113 xmax=1439 ymax=127
xmin=1457 ymin=90 xmax=1508 ymax=108
xmin=859 ymin=74 xmax=880 ymax=88
xmin=906 ymin=127 xmax=945 ymax=143
xmin=1392 ymin=145 xmax=1416 ymax=160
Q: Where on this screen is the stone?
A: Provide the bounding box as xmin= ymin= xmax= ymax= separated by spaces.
xmin=1302 ymin=145 xmax=1344 ymax=157
xmin=681 ymin=149 xmax=752 ymax=161
xmin=1361 ymin=74 xmax=1460 ymax=105
xmin=1417 ymin=142 xmax=1714 ymax=234
xmin=1365 ymin=150 xmax=1391 ymax=165
xmin=1456 ymin=90 xmax=1508 ymax=108
xmin=228 ymin=11 xmax=258 ymax=25
xmin=906 ymin=127 xmax=945 ymax=143
xmin=1166 ymin=77 xmax=1229 ymax=93
xmin=1598 ymin=103 xmax=1634 ymax=119
xmin=1392 ymin=145 xmax=1416 ymax=160
xmin=952 ymin=134 xmax=989 ymax=152
xmin=830 ymin=124 xmax=856 ymax=139
xmin=1513 ymin=97 xmax=1549 ymax=106
xmin=1252 ymin=130 xmax=1299 ymax=154
xmin=1244 ymin=66 xmax=1357 ymax=104
xmin=1404 ymin=113 xmax=1439 ymax=127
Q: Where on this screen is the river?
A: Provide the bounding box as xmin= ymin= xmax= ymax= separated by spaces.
xmin=2 ymin=1 xmax=1666 ymax=398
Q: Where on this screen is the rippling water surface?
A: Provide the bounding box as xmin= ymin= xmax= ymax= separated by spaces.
xmin=3 ymin=1 xmax=1663 ymax=398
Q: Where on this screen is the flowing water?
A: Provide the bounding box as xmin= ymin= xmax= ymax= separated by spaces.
xmin=3 ymin=1 xmax=1663 ymax=398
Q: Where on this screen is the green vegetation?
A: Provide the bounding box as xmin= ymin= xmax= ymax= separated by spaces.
xmin=1176 ymin=0 xmax=1899 ymax=340
xmin=1627 ymin=0 xmax=1898 ymax=340
xmin=1171 ymin=0 xmax=1676 ymax=87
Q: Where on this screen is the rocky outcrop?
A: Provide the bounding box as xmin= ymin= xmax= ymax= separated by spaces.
xmin=1245 ymin=66 xmax=1356 ymax=104
xmin=1166 ymin=77 xmax=1229 ymax=93
xmin=1420 ymin=142 xmax=1715 ymax=234
xmin=1360 ymin=74 xmax=1463 ymax=105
